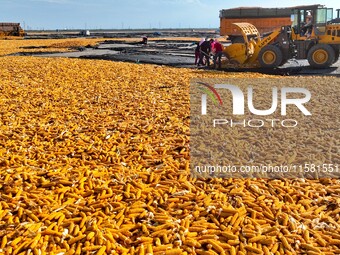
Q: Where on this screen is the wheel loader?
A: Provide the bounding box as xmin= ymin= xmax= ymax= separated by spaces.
xmin=291 ymin=5 xmax=340 ymax=68
xmin=220 ymin=4 xmax=340 ymax=69
xmin=220 ymin=23 xmax=295 ymax=69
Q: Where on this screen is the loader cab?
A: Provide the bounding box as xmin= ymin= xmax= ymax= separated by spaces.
xmin=291 ymin=5 xmax=333 ymax=40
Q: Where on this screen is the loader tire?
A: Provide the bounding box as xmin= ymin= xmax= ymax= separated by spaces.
xmin=258 ymin=45 xmax=283 ymax=68
xmin=307 ymin=44 xmax=335 ymax=68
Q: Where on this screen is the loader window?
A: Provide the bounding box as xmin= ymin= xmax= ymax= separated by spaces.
xmin=327 ymin=8 xmax=333 ymax=22
xmin=338 ymin=30 xmax=340 ymax=37
xmin=315 ymin=8 xmax=327 ymax=35
xmin=316 ymin=8 xmax=327 ymax=24
xmin=291 ymin=10 xmax=299 ymax=34
xmin=300 ymin=10 xmax=305 ymax=24
xmin=291 ymin=14 xmax=295 ymax=22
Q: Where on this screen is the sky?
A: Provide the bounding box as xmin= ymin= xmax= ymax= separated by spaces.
xmin=1 ymin=0 xmax=340 ymax=30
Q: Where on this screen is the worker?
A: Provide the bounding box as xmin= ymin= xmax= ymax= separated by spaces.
xmin=142 ymin=36 xmax=148 ymax=44
xmin=194 ymin=42 xmax=200 ymax=65
xmin=199 ymin=38 xmax=211 ymax=66
xmin=211 ymin=39 xmax=223 ymax=69
xmin=301 ymin=13 xmax=313 ymax=37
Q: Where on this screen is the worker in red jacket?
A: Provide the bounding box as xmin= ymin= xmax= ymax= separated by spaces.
xmin=211 ymin=39 xmax=224 ymax=69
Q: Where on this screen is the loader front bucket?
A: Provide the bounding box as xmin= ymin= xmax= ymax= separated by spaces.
xmin=222 ymin=23 xmax=261 ymax=67
xmin=232 ymin=22 xmax=261 ymax=43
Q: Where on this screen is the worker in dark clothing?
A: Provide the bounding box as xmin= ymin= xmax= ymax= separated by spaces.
xmin=194 ymin=42 xmax=200 ymax=65
xmin=142 ymin=36 xmax=148 ymax=44
xmin=199 ymin=39 xmax=211 ymax=66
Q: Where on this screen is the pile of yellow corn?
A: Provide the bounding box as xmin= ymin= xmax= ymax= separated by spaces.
xmin=0 ymin=38 xmax=105 ymax=56
xmin=0 ymin=39 xmax=339 ymax=255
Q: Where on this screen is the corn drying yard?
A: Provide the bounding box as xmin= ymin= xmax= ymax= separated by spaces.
xmin=0 ymin=38 xmax=340 ymax=255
